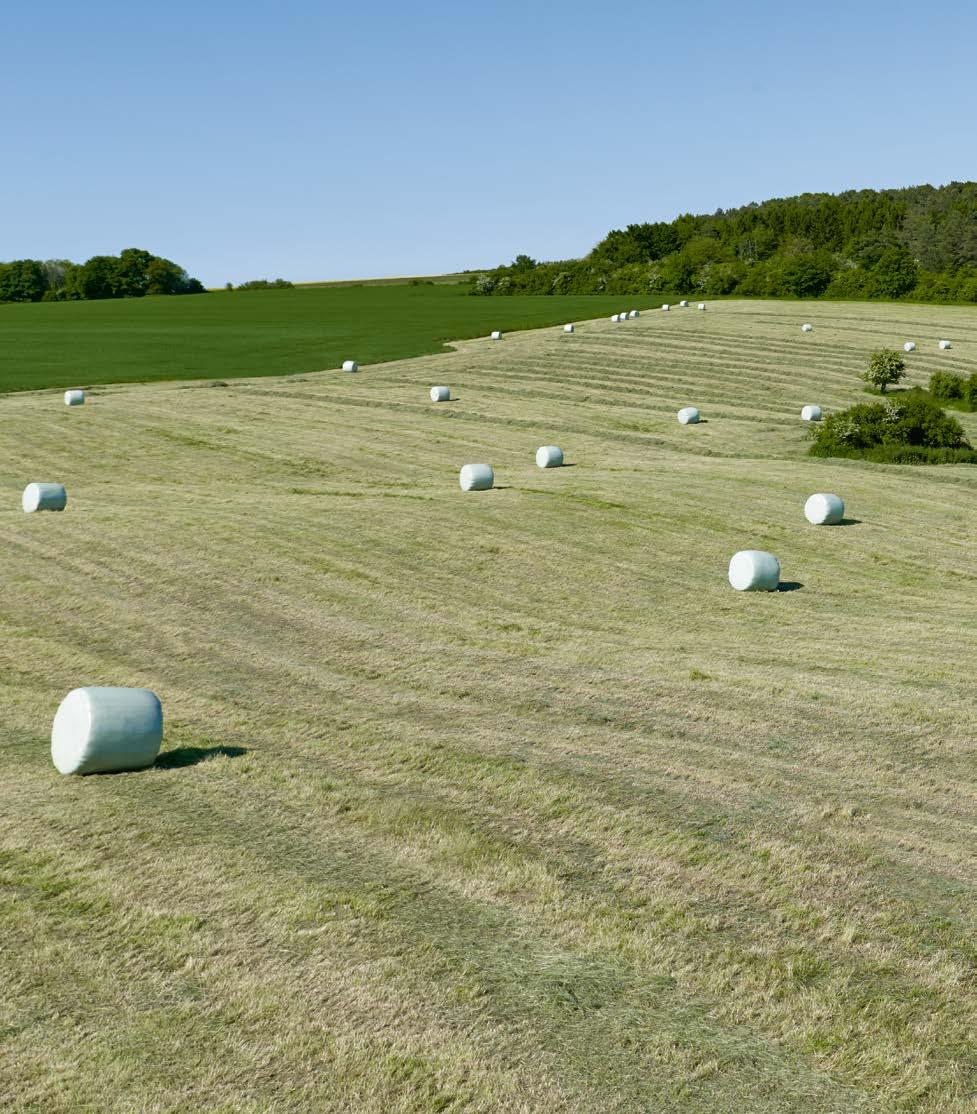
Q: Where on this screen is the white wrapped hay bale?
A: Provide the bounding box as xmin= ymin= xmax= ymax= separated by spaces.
xmin=619 ymin=311 xmax=628 ymax=321
xmin=51 ymin=687 xmax=163 ymax=775
xmin=535 ymin=445 xmax=564 ymax=468
xmin=804 ymin=493 xmax=844 ymax=526
xmin=677 ymin=407 xmax=701 ymax=425
xmin=490 ymin=330 xmax=502 ymax=340
xmin=662 ymin=304 xmax=670 ymax=311
xmin=459 ymin=463 xmax=494 ymax=491
xmin=430 ymin=386 xmax=450 ymax=402
xmin=698 ymin=302 xmax=706 ymax=310
xmin=801 ymin=404 xmax=823 ymax=422
xmin=22 ymin=483 xmax=67 ymax=513
xmin=903 ymin=341 xmax=916 ymax=352
xmin=629 ymin=310 xmax=640 ymax=319
xmin=563 ymin=323 xmax=574 ymax=333
xmin=342 ymin=360 xmax=358 ymax=372
xmin=610 ymin=314 xmax=620 ymax=323
xmin=64 ymin=390 xmax=85 ymax=406
xmin=801 ymin=323 xmax=813 ymax=333
xmin=679 ymin=300 xmax=689 ymax=308
xmin=939 ymin=340 xmax=952 ymax=350
xmin=728 ymin=550 xmax=780 ymax=592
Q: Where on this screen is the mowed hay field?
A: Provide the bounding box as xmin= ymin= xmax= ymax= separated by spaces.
xmin=3 ymin=299 xmax=977 ymax=1112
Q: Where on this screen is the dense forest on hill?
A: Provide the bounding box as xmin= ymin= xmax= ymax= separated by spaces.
xmin=473 ymin=182 xmax=977 ymax=304
xmin=0 ymin=248 xmax=204 ymax=303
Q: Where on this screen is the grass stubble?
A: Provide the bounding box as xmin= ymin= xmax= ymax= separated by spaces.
xmin=2 ymin=300 xmax=977 ymax=1111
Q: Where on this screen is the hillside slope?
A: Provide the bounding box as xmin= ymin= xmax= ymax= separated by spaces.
xmin=2 ymin=300 xmax=977 ymax=1112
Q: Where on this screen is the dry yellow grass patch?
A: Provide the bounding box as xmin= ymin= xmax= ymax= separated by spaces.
xmin=2 ymin=299 xmax=977 ymax=1111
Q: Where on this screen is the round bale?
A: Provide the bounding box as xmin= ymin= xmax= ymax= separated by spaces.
xmin=679 ymin=300 xmax=689 ymax=308
xmin=662 ymin=303 xmax=670 ymax=311
xmin=728 ymin=550 xmax=780 ymax=592
xmin=629 ymin=310 xmax=640 ymax=319
xmin=51 ymin=686 xmax=163 ymax=775
xmin=801 ymin=404 xmax=823 ymax=422
xmin=64 ymin=390 xmax=85 ymax=406
xmin=22 ymin=483 xmax=67 ymax=513
xmin=535 ymin=445 xmax=564 ymax=469
xmin=698 ymin=302 xmax=706 ymax=310
xmin=491 ymin=330 xmax=502 ymax=340
xmin=459 ymin=463 xmax=494 ymax=491
xmin=610 ymin=314 xmax=620 ymax=323
xmin=804 ymin=493 xmax=844 ymax=526
xmin=677 ymin=407 xmax=701 ymax=425
xmin=939 ymin=340 xmax=952 ymax=350
xmin=430 ymin=386 xmax=450 ymax=402
xmin=904 ymin=341 xmax=916 ymax=352
xmin=563 ymin=323 xmax=574 ymax=333
xmin=802 ymin=323 xmax=813 ymax=333
xmin=342 ymin=360 xmax=358 ymax=372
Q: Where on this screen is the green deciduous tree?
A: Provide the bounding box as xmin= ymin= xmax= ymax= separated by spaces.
xmin=0 ymin=259 xmax=47 ymax=302
xmin=863 ymin=349 xmax=906 ymax=394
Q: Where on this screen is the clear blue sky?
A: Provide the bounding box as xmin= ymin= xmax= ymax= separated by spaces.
xmin=4 ymin=0 xmax=976 ymax=286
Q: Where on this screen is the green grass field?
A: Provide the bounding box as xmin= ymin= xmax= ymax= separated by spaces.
xmin=0 ymin=284 xmax=635 ymax=394
xmin=3 ymin=299 xmax=977 ymax=1111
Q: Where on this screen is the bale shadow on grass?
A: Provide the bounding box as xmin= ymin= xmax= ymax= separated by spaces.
xmin=777 ymin=581 xmax=804 ymax=592
xmin=155 ymin=745 xmax=248 ymax=769
xmin=837 ymin=518 xmax=862 ymax=526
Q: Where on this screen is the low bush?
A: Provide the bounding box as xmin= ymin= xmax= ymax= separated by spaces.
xmin=929 ymin=370 xmax=977 ymax=411
xmin=809 ymin=390 xmax=976 ymax=464
xmin=235 ymin=278 xmax=294 ymax=290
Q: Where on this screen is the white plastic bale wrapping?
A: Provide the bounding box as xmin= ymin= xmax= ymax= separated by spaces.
xmin=629 ymin=310 xmax=640 ymax=318
xmin=677 ymin=407 xmax=701 ymax=425
xmin=563 ymin=323 xmax=574 ymax=333
xmin=491 ymin=330 xmax=502 ymax=340
xmin=904 ymin=342 xmax=916 ymax=352
xmin=611 ymin=314 xmax=620 ymax=323
xmin=804 ymin=493 xmax=845 ymax=525
xmin=679 ymin=300 xmax=689 ymax=308
xmin=459 ymin=463 xmax=494 ymax=491
xmin=662 ymin=304 xmax=670 ymax=311
xmin=51 ymin=687 xmax=163 ymax=775
xmin=430 ymin=386 xmax=450 ymax=402
xmin=64 ymin=390 xmax=85 ymax=406
xmin=939 ymin=340 xmax=952 ymax=350
xmin=342 ymin=360 xmax=358 ymax=372
xmin=698 ymin=303 xmax=706 ymax=310
xmin=22 ymin=483 xmax=67 ymax=513
xmin=801 ymin=404 xmax=823 ymax=422
xmin=802 ymin=323 xmax=813 ymax=333
xmin=535 ymin=445 xmax=564 ymax=468
xmin=728 ymin=550 xmax=780 ymax=592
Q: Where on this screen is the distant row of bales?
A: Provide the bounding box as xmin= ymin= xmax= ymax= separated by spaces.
xmin=38 ymin=304 xmax=959 ymax=774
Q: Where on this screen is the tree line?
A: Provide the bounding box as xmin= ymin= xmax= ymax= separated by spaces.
xmin=472 ymin=182 xmax=977 ymax=304
xmin=0 ymin=248 xmax=204 ymax=303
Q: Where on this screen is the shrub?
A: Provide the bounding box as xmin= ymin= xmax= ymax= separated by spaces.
xmin=929 ymin=371 xmax=966 ymax=401
xmin=235 ymin=278 xmax=294 ymax=290
xmin=929 ymin=370 xmax=977 ymax=411
xmin=809 ymin=390 xmax=974 ymax=463
xmin=863 ymin=348 xmax=906 ymax=394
